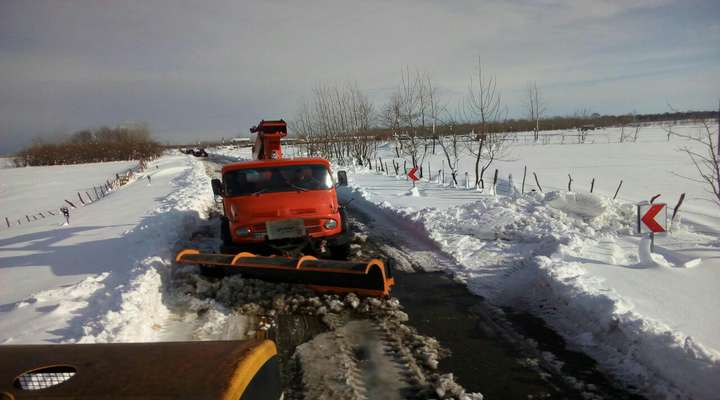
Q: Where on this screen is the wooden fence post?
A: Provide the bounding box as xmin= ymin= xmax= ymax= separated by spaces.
xmin=94 ymin=186 xmax=100 ymax=199
xmin=77 ymin=192 xmax=86 ymax=205
xmin=613 ymin=180 xmax=623 ymax=200
xmin=533 ymin=172 xmax=543 ymax=193
xmin=5 ymin=217 xmax=9 ymax=228
xmin=567 ymin=174 xmax=573 ymax=192
xmin=26 ymin=215 xmax=30 ymax=222
xmin=590 ymin=178 xmax=595 ymax=193
xmin=493 ymin=169 xmax=499 ymax=195
xmin=65 ymin=200 xmax=76 ymax=208
xmin=521 ymin=166 xmax=527 ymax=194
xmin=403 ymin=160 xmax=407 ymax=174
xmin=671 ymin=193 xmax=686 ymax=221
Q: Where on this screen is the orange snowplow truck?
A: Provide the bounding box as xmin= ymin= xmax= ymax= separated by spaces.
xmin=176 ymin=120 xmax=394 ymax=297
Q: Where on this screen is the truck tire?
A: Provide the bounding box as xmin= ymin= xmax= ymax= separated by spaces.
xmin=220 ymin=217 xmax=232 ymax=246
xmin=329 ymin=241 xmax=351 ymax=260
xmin=328 ymin=207 xmax=352 ymax=259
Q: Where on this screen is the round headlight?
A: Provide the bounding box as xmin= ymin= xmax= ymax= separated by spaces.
xmin=235 ymin=227 xmax=251 ymax=236
xmin=324 ymin=219 xmax=337 ymax=229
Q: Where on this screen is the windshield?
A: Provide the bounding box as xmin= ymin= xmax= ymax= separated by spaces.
xmin=224 ymin=164 xmax=333 ymax=196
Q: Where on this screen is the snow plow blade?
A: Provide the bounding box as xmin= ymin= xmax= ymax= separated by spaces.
xmin=176 ymin=249 xmax=395 ymax=297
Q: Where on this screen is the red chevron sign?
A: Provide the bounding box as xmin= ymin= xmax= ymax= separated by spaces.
xmin=640 ymin=203 xmax=667 ymax=233
xmin=408 ymin=166 xmax=419 ymax=181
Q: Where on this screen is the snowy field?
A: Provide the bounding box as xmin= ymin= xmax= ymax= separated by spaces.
xmin=333 ymin=123 xmax=719 ymax=399
xmin=0 ymin=160 xmax=136 ymax=228
xmin=0 ymin=153 xmax=213 ymax=343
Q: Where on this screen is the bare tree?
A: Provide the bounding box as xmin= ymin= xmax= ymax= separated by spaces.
xmin=525 ymin=81 xmax=546 ymax=142
xmin=437 ymin=107 xmax=464 ymax=186
xmin=292 ymin=82 xmax=375 ymax=165
xmin=669 ymin=120 xmax=720 ymax=207
xmin=382 ymin=67 xmax=441 ymax=169
xmin=464 ymin=60 xmax=505 ymax=189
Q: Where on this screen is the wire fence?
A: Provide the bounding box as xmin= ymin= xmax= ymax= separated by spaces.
xmin=2 ymin=160 xmax=151 ymax=230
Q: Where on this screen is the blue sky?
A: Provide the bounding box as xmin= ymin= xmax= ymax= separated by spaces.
xmin=1 ymin=0 xmax=718 ymax=153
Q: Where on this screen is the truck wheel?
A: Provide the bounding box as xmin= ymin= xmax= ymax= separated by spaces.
xmin=199 ymin=265 xmax=225 ymax=278
xmin=329 ymin=242 xmax=351 ymax=260
xmin=339 ymin=207 xmax=350 ymax=233
xmin=220 ymin=217 xmax=232 ymax=246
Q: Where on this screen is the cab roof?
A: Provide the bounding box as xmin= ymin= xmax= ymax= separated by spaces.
xmin=221 ymin=157 xmax=331 ymax=174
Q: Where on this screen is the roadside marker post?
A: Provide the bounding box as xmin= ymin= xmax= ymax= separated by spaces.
xmin=637 ymin=201 xmax=667 ymax=253
xmin=408 ymin=166 xmax=419 ymax=188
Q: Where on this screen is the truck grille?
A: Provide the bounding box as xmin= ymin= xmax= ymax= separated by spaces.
xmin=251 ymin=219 xmax=322 ymax=234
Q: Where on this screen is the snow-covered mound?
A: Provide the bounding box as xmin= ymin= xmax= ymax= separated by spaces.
xmin=545 ymin=191 xmax=608 ymax=218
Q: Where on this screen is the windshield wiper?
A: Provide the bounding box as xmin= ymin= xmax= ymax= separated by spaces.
xmin=289 ymin=184 xmax=309 ymax=192
xmin=251 ymin=188 xmax=270 ymax=196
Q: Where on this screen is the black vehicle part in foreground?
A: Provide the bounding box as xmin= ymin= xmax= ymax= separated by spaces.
xmin=176 ymin=249 xmax=395 ymax=297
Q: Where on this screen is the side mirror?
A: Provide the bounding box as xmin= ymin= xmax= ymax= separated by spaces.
xmin=211 ymin=179 xmax=223 ymax=196
xmin=337 ymin=170 xmax=348 ymax=186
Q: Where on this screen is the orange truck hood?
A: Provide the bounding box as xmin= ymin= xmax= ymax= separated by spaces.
xmin=225 ymin=189 xmax=339 ymax=223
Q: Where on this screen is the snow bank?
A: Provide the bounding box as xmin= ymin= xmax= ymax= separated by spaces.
xmin=545 ymin=191 xmax=607 ymax=218
xmin=0 ymin=155 xmax=214 ymax=344
xmin=344 ymin=173 xmax=720 ymax=398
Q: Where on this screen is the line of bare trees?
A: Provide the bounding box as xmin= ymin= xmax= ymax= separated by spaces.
xmin=294 ymin=61 xmax=518 ymax=189
xmin=292 ymin=83 xmax=375 ymax=166
xmin=16 ymin=123 xmax=163 ymax=166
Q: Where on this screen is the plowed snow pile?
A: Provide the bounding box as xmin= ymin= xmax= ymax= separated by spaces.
xmin=332 ymin=124 xmax=720 ymax=399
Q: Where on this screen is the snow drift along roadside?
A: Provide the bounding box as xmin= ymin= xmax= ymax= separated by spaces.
xmin=346 ymin=182 xmax=719 ymax=399
xmin=0 ymin=155 xmax=215 ymax=344
xmin=75 ymin=157 xmax=214 ymax=343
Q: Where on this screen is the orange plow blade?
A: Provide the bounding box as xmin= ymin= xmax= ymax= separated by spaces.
xmin=176 ymin=249 xmax=395 ymax=297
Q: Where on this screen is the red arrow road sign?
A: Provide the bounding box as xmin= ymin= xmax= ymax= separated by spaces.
xmin=408 ymin=166 xmax=419 ymax=181
xmin=641 ymin=203 xmax=666 ymax=233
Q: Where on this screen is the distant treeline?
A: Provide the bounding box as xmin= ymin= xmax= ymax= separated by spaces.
xmin=16 ymin=124 xmax=163 ymax=166
xmin=365 ymin=110 xmax=717 ymax=139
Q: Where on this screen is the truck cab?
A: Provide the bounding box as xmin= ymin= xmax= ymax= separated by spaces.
xmin=212 ymin=157 xmax=351 ymax=258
